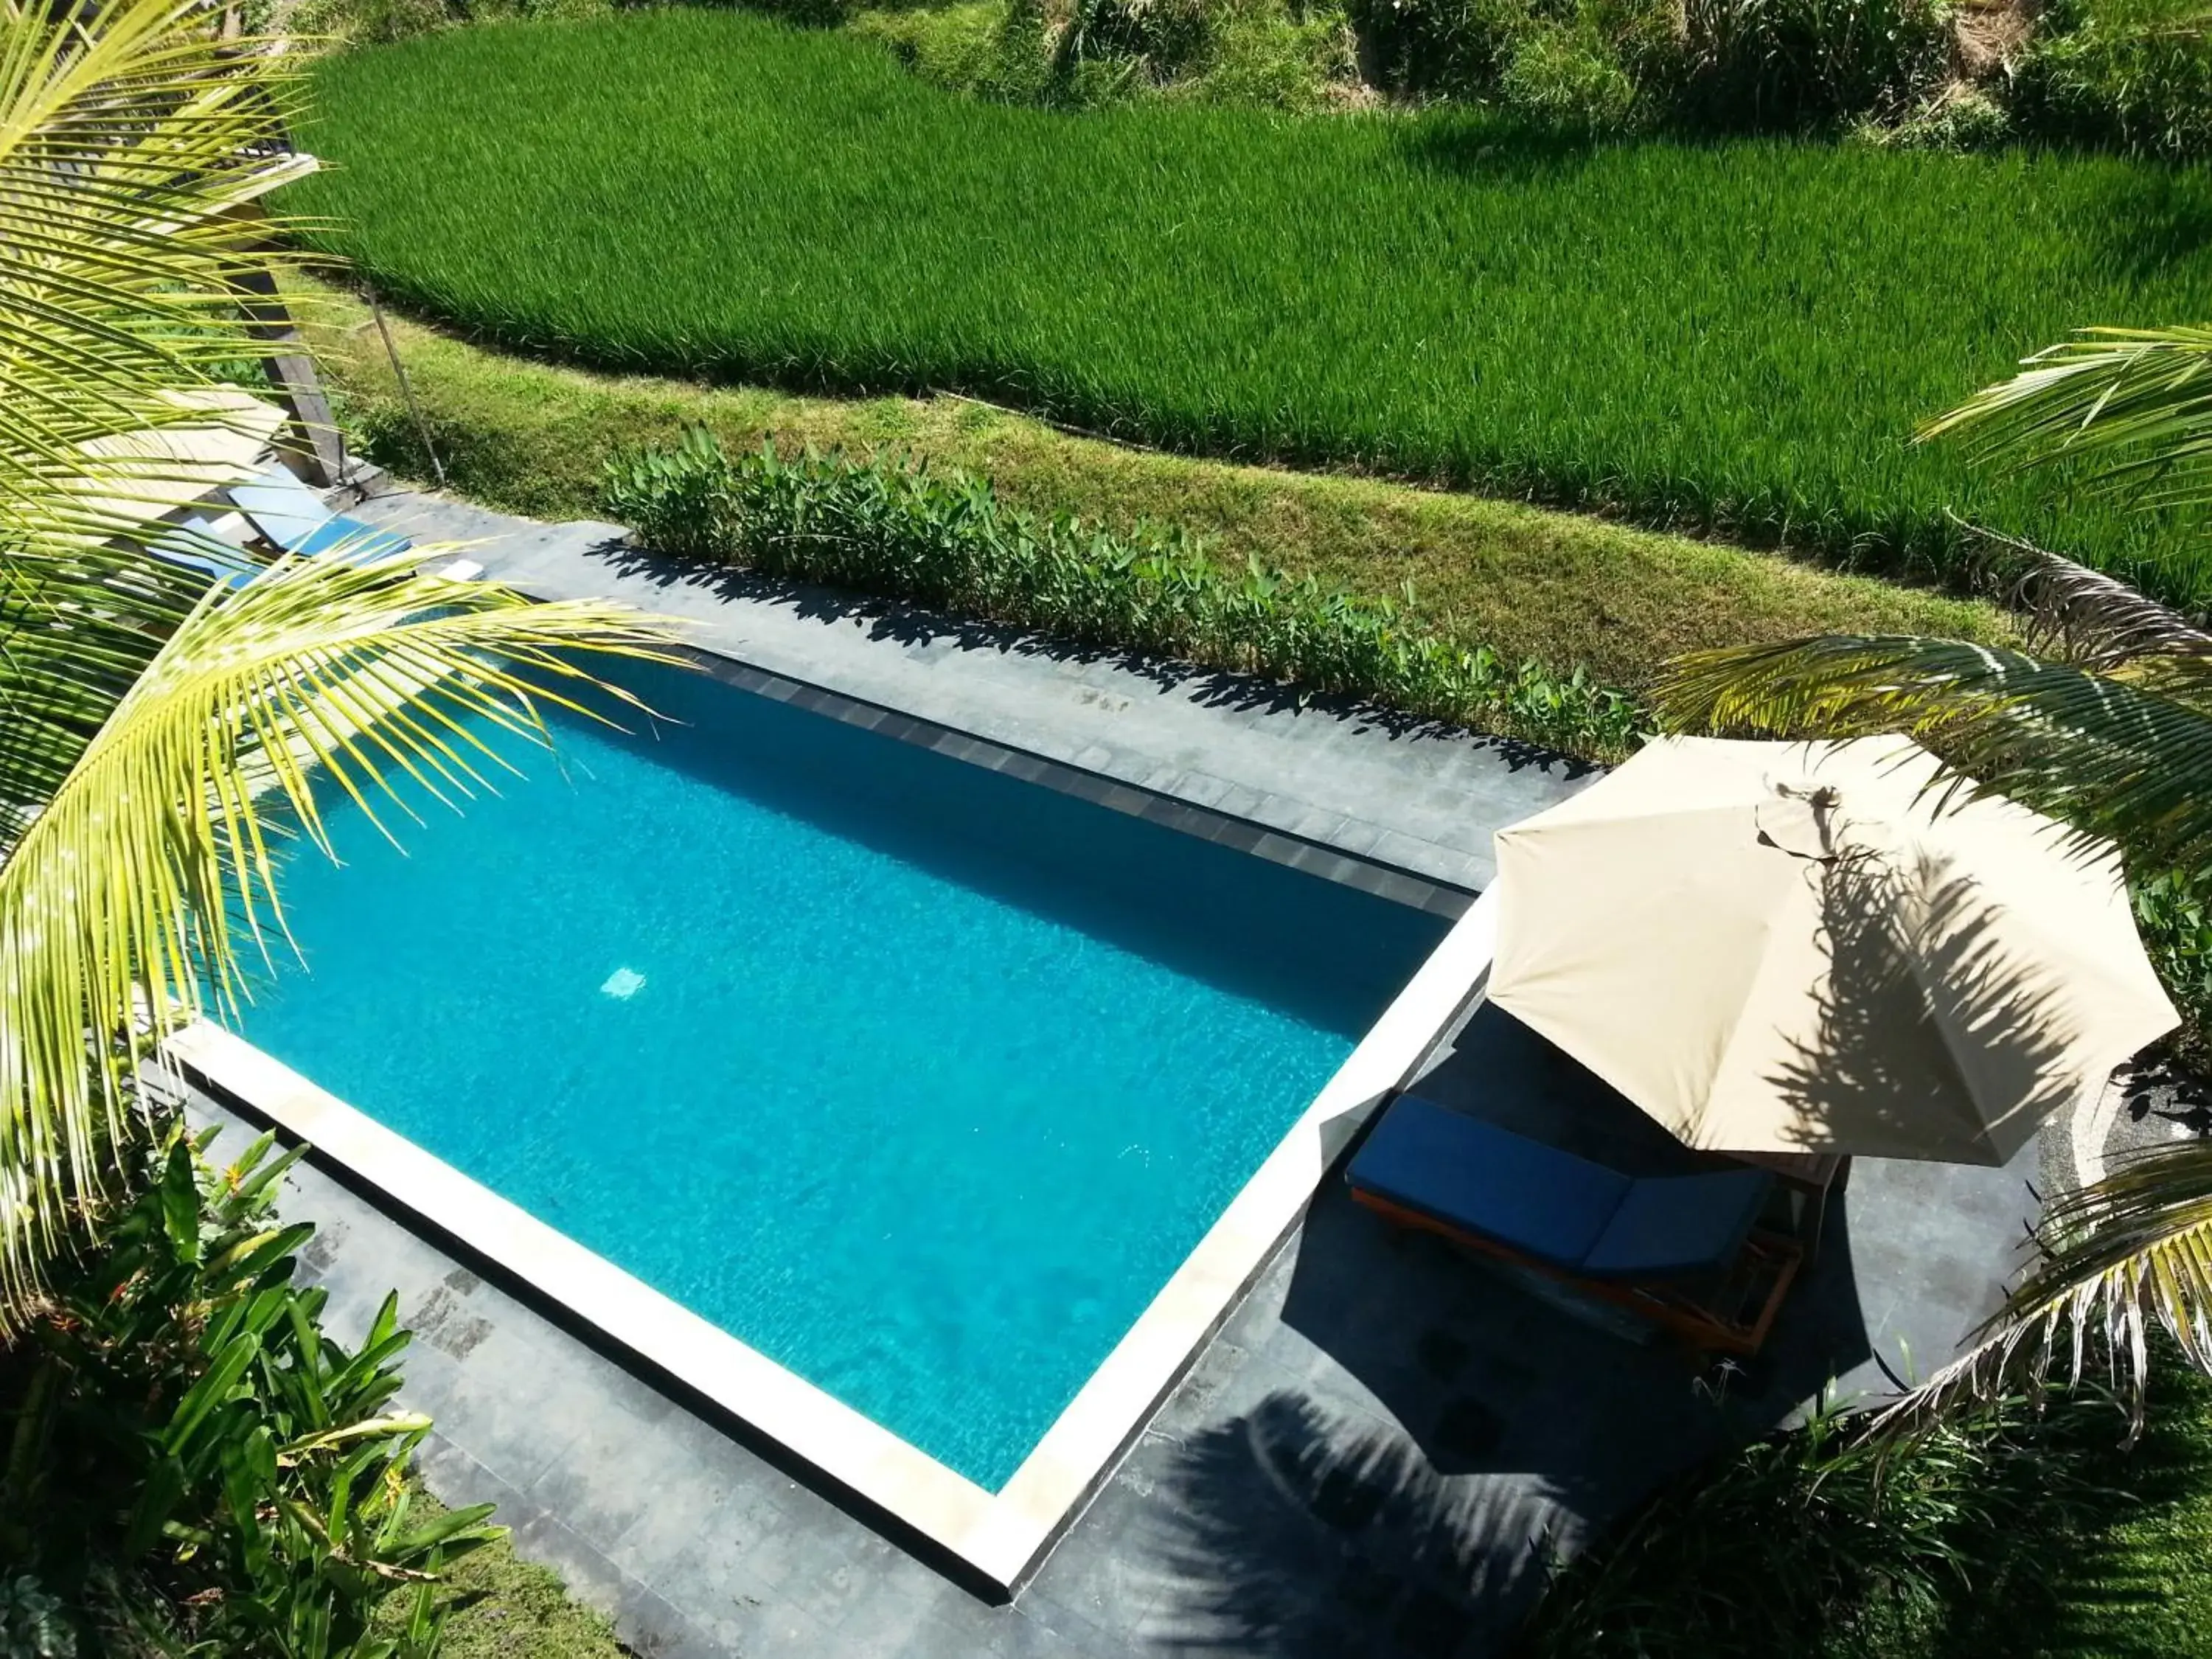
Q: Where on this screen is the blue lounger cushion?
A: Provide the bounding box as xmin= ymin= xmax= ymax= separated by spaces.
xmin=146 ymin=514 xmax=258 ymax=590
xmin=293 ymin=514 xmax=413 ymax=564
xmin=1580 ymin=1169 xmax=1773 ymax=1280
xmin=1346 ymin=1095 xmax=1631 ymax=1271
xmin=229 ymin=467 xmax=414 ymax=565
xmin=1347 ymin=1094 xmax=1770 ymax=1281
xmin=229 ymin=465 xmax=335 ymax=550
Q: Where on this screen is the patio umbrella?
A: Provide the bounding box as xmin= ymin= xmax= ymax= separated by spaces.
xmin=1486 ymin=735 xmax=2180 ymax=1165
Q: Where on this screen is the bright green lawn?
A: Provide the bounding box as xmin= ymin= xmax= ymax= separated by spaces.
xmin=293 ymin=12 xmax=2212 ymax=600
xmin=373 ymin=1491 xmax=625 ymax=1658
xmin=300 ymin=279 xmax=2008 ymax=689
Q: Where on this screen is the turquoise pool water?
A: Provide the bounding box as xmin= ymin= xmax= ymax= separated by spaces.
xmin=234 ymin=662 xmax=1446 ymax=1487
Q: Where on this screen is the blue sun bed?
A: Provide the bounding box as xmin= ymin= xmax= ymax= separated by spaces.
xmin=146 ymin=514 xmax=260 ymax=590
xmin=230 ymin=467 xmax=413 ymax=565
xmin=1347 ymin=1093 xmax=1799 ymax=1351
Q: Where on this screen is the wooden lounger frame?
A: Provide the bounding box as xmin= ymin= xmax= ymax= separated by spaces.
xmin=1351 ymin=1189 xmax=1803 ymax=1355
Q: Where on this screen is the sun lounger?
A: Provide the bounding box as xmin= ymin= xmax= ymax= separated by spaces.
xmin=145 ymin=513 xmax=259 ymax=590
xmin=1347 ymin=1093 xmax=1801 ymax=1353
xmin=229 ymin=466 xmax=413 ymax=565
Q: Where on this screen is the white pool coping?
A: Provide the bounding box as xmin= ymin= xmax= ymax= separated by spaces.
xmin=164 ymin=886 xmax=1497 ymax=1596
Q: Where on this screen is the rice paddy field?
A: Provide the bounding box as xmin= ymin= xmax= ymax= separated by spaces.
xmin=295 ymin=12 xmax=2212 ymax=599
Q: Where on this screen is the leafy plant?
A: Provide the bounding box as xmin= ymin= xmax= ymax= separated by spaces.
xmin=1520 ymin=1382 xmax=2135 ymax=1657
xmin=0 ymin=1580 xmax=74 ymax=1659
xmin=0 ymin=1126 xmax=499 ymax=1656
xmin=2012 ymin=0 xmax=2212 ymax=161
xmin=604 ymin=430 xmax=1643 ymax=754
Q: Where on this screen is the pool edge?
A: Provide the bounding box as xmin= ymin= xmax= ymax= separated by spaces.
xmin=159 ymin=891 xmax=1495 ymax=1600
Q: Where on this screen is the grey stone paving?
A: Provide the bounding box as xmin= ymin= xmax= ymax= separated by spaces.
xmin=184 ymin=998 xmax=2034 ymax=1659
xmin=197 ymin=487 xmax=2043 ymax=1655
xmin=349 ymin=487 xmax=1590 ymax=893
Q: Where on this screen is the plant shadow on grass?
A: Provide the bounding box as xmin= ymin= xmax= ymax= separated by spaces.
xmin=2067 ymin=162 xmax=2212 ymax=285
xmin=583 ymin=535 xmax=1600 ymax=777
xmin=1917 ymin=1365 xmax=2212 ymax=1659
xmin=1388 ymin=117 xmax=1617 ymax=187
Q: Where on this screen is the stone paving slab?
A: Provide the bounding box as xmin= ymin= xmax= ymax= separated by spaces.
xmin=349 ymin=488 xmax=1593 ymax=893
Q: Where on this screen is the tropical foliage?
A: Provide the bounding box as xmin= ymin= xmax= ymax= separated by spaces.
xmin=0 ymin=0 xmax=678 ymax=1313
xmin=603 ymin=430 xmax=1641 ymax=753
xmin=293 ymin=12 xmax=2212 ymax=602
xmin=1659 ymin=324 xmax=2212 ymax=1415
xmin=1522 ymin=1365 xmax=2212 ymax=1656
xmin=1 ymin=1126 xmax=496 ymax=1658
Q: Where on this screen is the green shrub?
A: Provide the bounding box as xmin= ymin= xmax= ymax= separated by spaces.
xmin=1352 ymin=0 xmax=1547 ymax=94
xmin=1677 ymin=0 xmax=1953 ymax=127
xmin=852 ymin=1 xmax=1009 ymax=91
xmin=2136 ymin=866 xmax=2212 ymax=1063
xmin=603 ymin=429 xmax=1644 ymax=754
xmin=1866 ymin=83 xmax=2014 ymax=148
xmin=1175 ymin=7 xmax=1353 ymax=105
xmin=1498 ymin=21 xmax=1640 ymax=126
xmin=981 ymin=0 xmax=1056 ymax=97
xmin=1520 ymin=1385 xmax=2133 ymax=1657
xmin=0 ymin=1126 xmax=500 ymax=1656
xmin=1060 ymin=0 xmax=1220 ymax=80
xmin=2012 ymin=0 xmax=2212 ymax=160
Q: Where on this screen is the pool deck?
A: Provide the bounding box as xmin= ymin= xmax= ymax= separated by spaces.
xmin=349 ymin=487 xmax=1589 ymax=895
xmin=191 ymin=488 xmax=2042 ymax=1657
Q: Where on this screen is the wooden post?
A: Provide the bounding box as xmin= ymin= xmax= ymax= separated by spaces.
xmin=236 ymin=257 xmax=351 ymax=490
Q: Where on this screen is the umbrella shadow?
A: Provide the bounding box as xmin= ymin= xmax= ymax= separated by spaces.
xmin=1765 ymin=848 xmax=2083 ymax=1161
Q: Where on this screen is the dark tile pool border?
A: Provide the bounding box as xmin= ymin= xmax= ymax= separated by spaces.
xmin=675 ymin=645 xmax=1473 ymax=922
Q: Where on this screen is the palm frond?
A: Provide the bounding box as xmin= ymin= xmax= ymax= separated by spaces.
xmin=0 ymin=0 xmax=310 ymax=525
xmin=0 ymin=554 xmax=686 ymax=1309
xmin=1882 ymin=1138 xmax=2212 ymax=1435
xmin=1658 ymin=633 xmax=2212 ymax=874
xmin=1919 ymin=327 xmax=2212 ymax=512
xmin=1952 ymin=515 xmax=2212 ymax=669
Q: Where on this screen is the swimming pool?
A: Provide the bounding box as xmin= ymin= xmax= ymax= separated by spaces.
xmin=231 ymin=659 xmax=1447 ymax=1490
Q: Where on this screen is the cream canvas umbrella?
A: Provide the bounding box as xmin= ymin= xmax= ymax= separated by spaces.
xmin=1486 ymin=735 xmax=2180 ymax=1165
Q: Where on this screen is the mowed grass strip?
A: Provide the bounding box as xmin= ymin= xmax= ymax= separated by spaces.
xmin=293 ymin=13 xmax=2212 ymax=600
xmin=299 ymin=279 xmax=2009 ymax=686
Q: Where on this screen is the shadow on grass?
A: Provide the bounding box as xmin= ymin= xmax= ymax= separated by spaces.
xmin=1923 ymin=1367 xmax=2212 ymax=1659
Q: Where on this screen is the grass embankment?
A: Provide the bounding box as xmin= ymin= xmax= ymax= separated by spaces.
xmin=370 ymin=1489 xmax=627 ymax=1658
xmin=299 ymin=281 xmax=2006 ymax=692
xmin=293 ymin=13 xmax=2212 ymax=600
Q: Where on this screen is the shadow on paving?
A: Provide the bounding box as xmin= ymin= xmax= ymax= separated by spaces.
xmin=585 ymin=535 xmax=1597 ymax=780
xmin=1129 ymin=1005 xmax=2036 ymax=1658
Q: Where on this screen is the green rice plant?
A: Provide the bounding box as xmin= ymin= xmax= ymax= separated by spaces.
xmin=603 ymin=430 xmax=1644 ymax=752
xmin=293 ymin=13 xmax=2212 ymax=603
